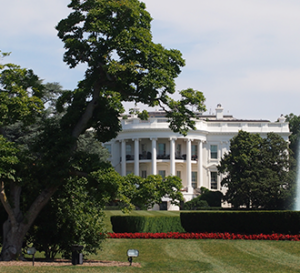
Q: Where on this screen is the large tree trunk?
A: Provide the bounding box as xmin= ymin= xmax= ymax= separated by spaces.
xmin=1 ymin=219 xmax=28 ymax=261
xmin=0 ymin=183 xmax=57 ymax=261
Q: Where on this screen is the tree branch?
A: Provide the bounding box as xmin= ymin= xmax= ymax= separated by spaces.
xmin=24 ymin=186 xmax=58 ymax=229
xmin=0 ymin=181 xmax=17 ymax=227
xmin=72 ymin=80 xmax=101 ymax=139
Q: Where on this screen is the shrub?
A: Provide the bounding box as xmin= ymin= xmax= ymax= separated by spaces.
xmin=180 ymin=211 xmax=300 ymax=234
xmin=111 ymin=216 xmax=185 ymax=233
xmin=183 ymin=199 xmax=209 ymax=210
xmin=183 ymin=187 xmax=223 ymax=210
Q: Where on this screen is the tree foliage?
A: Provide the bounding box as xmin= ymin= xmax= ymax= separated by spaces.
xmin=26 ymin=177 xmax=106 ymax=259
xmin=0 ymin=0 xmax=205 ymax=261
xmin=218 ymin=131 xmax=294 ymax=209
xmin=285 ymin=113 xmax=300 ymax=159
xmin=122 ymin=174 xmax=183 ymax=210
xmin=183 ymin=187 xmax=223 ymax=210
xmin=56 ymin=0 xmax=206 ymax=136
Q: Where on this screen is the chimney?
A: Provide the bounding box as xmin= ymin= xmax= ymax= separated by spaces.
xmin=216 ymin=104 xmax=223 ymax=119
xmin=278 ymin=114 xmax=286 ymax=123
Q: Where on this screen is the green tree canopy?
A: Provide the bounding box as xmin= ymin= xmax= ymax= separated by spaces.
xmin=56 ymin=0 xmax=206 ymax=137
xmin=218 ymin=131 xmax=294 ymax=209
xmin=0 ymin=0 xmax=204 ymax=261
xmin=285 ymin=113 xmax=300 ymax=159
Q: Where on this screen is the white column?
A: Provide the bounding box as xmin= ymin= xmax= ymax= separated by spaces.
xmin=186 ymin=138 xmax=192 ymax=193
xmin=197 ymin=140 xmax=203 ymax=189
xmin=170 ymin=138 xmax=176 ymax=176
xmin=151 ymin=138 xmax=157 ymax=175
xmin=121 ymin=140 xmax=126 ymax=176
xmin=134 ymin=138 xmax=139 ymax=176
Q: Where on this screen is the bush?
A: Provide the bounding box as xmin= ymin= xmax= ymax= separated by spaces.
xmin=183 ymin=199 xmax=209 ymax=210
xmin=180 ymin=211 xmax=300 ymax=234
xmin=111 ymin=216 xmax=185 ymax=233
xmin=183 ymin=187 xmax=223 ymax=210
xmin=26 ymin=178 xmax=106 ymax=259
xmin=199 ymin=188 xmax=223 ymax=207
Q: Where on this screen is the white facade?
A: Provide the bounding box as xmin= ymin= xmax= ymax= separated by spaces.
xmin=105 ymin=105 xmax=290 ymax=210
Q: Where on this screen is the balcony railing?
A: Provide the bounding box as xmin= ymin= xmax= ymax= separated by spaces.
xmin=123 ymin=154 xmax=198 ymax=161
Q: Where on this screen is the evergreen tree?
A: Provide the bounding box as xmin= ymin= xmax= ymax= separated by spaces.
xmin=218 ymin=131 xmax=294 ymax=209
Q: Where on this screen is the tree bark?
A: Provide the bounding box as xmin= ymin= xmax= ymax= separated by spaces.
xmin=1 ymin=220 xmax=27 ymax=261
xmin=0 ymin=185 xmax=57 ymax=261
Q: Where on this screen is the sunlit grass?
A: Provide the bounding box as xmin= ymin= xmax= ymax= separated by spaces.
xmin=3 ymin=239 xmax=300 ymax=273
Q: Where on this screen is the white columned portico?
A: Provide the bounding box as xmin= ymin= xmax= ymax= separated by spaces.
xmin=170 ymin=137 xmax=176 ymax=176
xmin=186 ymin=138 xmax=192 ymax=193
xmin=197 ymin=140 xmax=203 ymax=188
xmin=133 ymin=138 xmax=139 ymax=176
xmin=151 ymin=138 xmax=157 ymax=175
xmin=121 ymin=140 xmax=126 ymax=176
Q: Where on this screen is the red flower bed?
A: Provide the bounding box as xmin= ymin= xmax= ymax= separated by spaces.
xmin=107 ymin=232 xmax=300 ymax=241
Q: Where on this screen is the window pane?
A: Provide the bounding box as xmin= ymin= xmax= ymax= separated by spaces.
xmin=141 ymin=170 xmax=147 ymax=178
xmin=176 ymin=144 xmax=181 ymax=157
xmin=126 ymin=144 xmax=132 ymax=155
xmin=158 ymin=143 xmax=166 ymax=156
xmin=104 ymin=144 xmax=111 ymax=155
xmin=192 ymin=171 xmax=197 ymax=189
xmin=192 ymin=145 xmax=197 ymax=156
xmin=176 ymin=171 xmax=181 ymax=179
xmin=141 ymin=144 xmax=146 ymax=153
xmin=158 ymin=170 xmax=166 ymax=178
xmin=211 ymin=171 xmax=217 ymax=189
xmin=210 ymin=145 xmax=218 ymax=159
xmin=192 ymin=145 xmax=198 ymax=160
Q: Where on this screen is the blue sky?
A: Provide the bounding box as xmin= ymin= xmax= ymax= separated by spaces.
xmin=1 ymin=0 xmax=300 ymax=121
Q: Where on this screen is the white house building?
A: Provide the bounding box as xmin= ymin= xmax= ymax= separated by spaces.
xmin=104 ymin=104 xmax=290 ymax=210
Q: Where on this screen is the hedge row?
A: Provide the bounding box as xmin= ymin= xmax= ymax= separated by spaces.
xmin=111 ymin=216 xmax=185 ymax=233
xmin=180 ymin=211 xmax=300 ymax=234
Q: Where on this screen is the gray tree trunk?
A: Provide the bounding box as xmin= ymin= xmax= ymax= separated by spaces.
xmin=1 ymin=219 xmax=27 ymax=261
xmin=0 ymin=185 xmax=57 ymax=261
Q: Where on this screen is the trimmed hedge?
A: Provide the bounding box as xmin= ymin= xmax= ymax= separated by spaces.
xmin=111 ymin=216 xmax=185 ymax=233
xmin=180 ymin=211 xmax=300 ymax=234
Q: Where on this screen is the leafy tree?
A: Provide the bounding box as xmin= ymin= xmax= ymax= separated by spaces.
xmin=0 ymin=55 xmax=49 ymax=261
xmin=285 ymin=113 xmax=300 ymax=159
xmin=26 ymin=163 xmax=183 ymax=260
xmin=26 ymin=177 xmax=106 ymax=260
xmin=55 ymin=0 xmax=206 ymax=137
xmin=122 ymin=174 xmax=183 ymax=210
xmin=0 ymin=0 xmax=205 ymax=261
xmin=25 ymin=130 xmax=110 ymax=259
xmin=218 ymin=131 xmax=294 ymax=209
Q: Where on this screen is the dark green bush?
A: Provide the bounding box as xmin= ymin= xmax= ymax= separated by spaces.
xmin=199 ymin=188 xmax=223 ymax=207
xmin=111 ymin=216 xmax=185 ymax=233
xmin=180 ymin=211 xmax=300 ymax=234
xmin=183 ymin=199 xmax=210 ymax=210
xmin=183 ymin=187 xmax=223 ymax=210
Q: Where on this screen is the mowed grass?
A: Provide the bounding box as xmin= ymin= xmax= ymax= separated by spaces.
xmin=3 ymin=239 xmax=300 ymax=273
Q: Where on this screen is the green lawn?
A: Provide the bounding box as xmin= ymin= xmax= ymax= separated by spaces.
xmin=3 ymin=239 xmax=300 ymax=272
